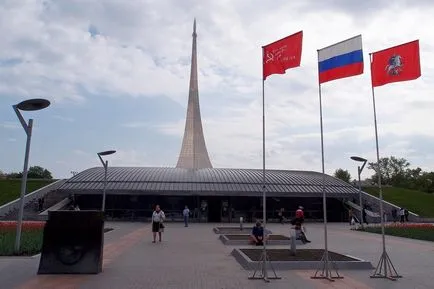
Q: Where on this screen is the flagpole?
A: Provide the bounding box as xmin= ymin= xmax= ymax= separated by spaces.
xmin=249 ymin=47 xmax=280 ymax=282
xmin=318 ymin=54 xmax=329 ymax=277
xmin=311 ymin=50 xmax=342 ymax=281
xmin=319 ymin=82 xmax=329 ymax=277
xmin=369 ymin=53 xmax=402 ymax=280
xmin=261 ymin=46 xmax=268 ymax=281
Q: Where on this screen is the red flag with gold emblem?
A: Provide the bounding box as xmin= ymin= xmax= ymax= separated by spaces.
xmin=263 ymin=31 xmax=303 ymax=80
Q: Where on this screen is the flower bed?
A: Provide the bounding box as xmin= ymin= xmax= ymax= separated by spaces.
xmin=357 ymin=223 xmax=434 ymax=242
xmin=0 ymin=221 xmax=114 ymax=256
xmin=0 ymin=221 xmax=45 ymax=256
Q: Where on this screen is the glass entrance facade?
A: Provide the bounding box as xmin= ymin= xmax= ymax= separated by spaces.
xmin=75 ymin=194 xmax=349 ymax=223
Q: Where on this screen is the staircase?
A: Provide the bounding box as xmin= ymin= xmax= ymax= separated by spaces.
xmin=0 ymin=179 xmax=68 ymax=221
xmin=344 ymin=191 xmax=420 ymax=223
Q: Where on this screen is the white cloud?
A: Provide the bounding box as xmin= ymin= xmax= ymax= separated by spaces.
xmin=52 ymin=115 xmax=74 ymax=122
xmin=122 ymin=121 xmax=152 ymax=128
xmin=0 ymin=121 xmax=20 ymax=129
xmin=2 ymin=0 xmax=434 ymax=180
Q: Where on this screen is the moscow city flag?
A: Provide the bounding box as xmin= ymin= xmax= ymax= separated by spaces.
xmin=371 ymin=40 xmax=421 ymax=87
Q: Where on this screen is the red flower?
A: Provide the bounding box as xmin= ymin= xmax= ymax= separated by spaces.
xmin=0 ymin=221 xmax=45 ymax=232
xmin=386 ymin=223 xmax=434 ymax=229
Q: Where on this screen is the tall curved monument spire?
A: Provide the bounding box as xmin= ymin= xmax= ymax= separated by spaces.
xmin=176 ymin=19 xmax=213 ymax=169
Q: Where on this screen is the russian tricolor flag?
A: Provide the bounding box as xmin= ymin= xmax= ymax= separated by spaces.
xmin=318 ymin=35 xmax=364 ymax=83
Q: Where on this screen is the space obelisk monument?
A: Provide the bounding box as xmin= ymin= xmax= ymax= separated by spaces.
xmin=176 ymin=19 xmax=213 ymax=169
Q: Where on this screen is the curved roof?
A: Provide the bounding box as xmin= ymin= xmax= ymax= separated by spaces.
xmin=58 ymin=167 xmax=358 ymax=197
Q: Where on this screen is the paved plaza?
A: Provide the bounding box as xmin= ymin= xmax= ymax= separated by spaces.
xmin=0 ymin=222 xmax=433 ymax=289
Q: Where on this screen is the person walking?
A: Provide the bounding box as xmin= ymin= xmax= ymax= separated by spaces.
xmin=404 ymin=208 xmax=409 ymax=222
xmin=278 ymin=208 xmax=285 ymax=224
xmin=362 ymin=206 xmax=368 ymax=225
xmin=151 ymin=205 xmax=165 ymax=243
xmin=391 ymin=208 xmax=397 ymax=222
xmin=399 ymin=207 xmax=405 ymax=223
xmin=183 ymin=205 xmax=190 ymax=227
xmin=348 ymin=208 xmax=353 ymax=225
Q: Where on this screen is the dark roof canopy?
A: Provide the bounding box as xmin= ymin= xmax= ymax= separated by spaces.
xmin=58 ymin=167 xmax=359 ymax=197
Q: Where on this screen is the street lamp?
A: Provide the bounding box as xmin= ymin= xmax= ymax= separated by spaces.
xmin=97 ymin=150 xmax=116 ymax=212
xmin=13 ymin=98 xmax=50 ymax=253
xmin=350 ymin=156 xmax=368 ymax=228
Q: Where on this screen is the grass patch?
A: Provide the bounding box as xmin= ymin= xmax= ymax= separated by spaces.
xmin=0 ymin=230 xmax=43 ymax=256
xmin=0 ymin=179 xmax=55 ymax=206
xmin=0 ymin=221 xmax=45 ymax=256
xmin=363 ymin=186 xmax=434 ymax=217
xmin=358 ymin=224 xmax=434 ymax=242
xmin=0 ymin=221 xmax=114 ymax=256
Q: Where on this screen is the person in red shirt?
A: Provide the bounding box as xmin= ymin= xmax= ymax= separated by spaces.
xmin=293 ymin=206 xmax=311 ymax=243
xmin=295 ymin=206 xmax=305 ymax=223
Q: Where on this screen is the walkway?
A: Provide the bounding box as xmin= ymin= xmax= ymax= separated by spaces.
xmin=0 ymin=222 xmax=433 ymax=289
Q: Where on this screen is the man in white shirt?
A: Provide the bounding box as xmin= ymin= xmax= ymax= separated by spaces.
xmin=183 ymin=206 xmax=190 ymax=227
xmin=399 ymin=208 xmax=405 ymax=223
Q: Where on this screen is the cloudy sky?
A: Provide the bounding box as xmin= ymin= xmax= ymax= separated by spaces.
xmin=1 ymin=0 xmax=434 ymax=179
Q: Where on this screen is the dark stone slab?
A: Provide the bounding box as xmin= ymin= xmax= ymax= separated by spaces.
xmin=37 ymin=210 xmax=104 ymax=274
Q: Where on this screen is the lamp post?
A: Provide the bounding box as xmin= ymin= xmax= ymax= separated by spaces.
xmin=13 ymin=98 xmax=50 ymax=253
xmin=350 ymin=156 xmax=368 ymax=228
xmin=97 ymin=150 xmax=116 ymax=212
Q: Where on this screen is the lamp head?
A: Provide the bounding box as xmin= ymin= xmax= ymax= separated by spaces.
xmin=350 ymin=156 xmax=367 ymax=163
xmin=16 ymin=98 xmax=50 ymax=111
xmin=97 ymin=150 xmax=116 ymax=156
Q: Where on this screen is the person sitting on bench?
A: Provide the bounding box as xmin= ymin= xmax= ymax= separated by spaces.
xmin=249 ymin=221 xmax=269 ymax=246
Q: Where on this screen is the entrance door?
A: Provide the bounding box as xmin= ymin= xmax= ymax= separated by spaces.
xmin=221 ymin=199 xmax=230 ymax=223
xmin=207 ymin=196 xmax=222 ymax=223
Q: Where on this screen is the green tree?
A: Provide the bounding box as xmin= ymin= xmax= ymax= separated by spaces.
xmin=6 ymin=166 xmax=53 ymax=179
xmin=368 ymin=156 xmax=410 ymax=186
xmin=27 ymin=166 xmax=53 ymax=179
xmin=417 ymin=172 xmax=434 ymax=193
xmin=334 ymin=168 xmax=351 ymax=183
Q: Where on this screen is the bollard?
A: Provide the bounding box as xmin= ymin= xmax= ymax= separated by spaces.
xmin=290 ymin=229 xmax=296 ymax=256
xmin=240 ymin=217 xmax=243 ymax=230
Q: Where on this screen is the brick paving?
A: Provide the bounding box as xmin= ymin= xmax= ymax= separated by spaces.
xmin=0 ymin=222 xmax=433 ymax=289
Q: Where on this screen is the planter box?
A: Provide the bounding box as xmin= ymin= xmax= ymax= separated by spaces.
xmin=213 ymin=227 xmax=272 ymax=235
xmin=219 ymin=234 xmax=293 ymax=246
xmin=231 ymin=248 xmax=373 ymax=270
